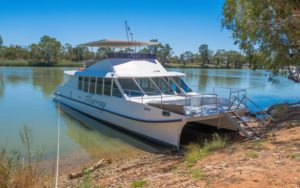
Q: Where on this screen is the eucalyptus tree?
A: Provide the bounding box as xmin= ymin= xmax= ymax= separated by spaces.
xmin=0 ymin=35 xmax=3 ymax=47
xmin=0 ymin=35 xmax=3 ymax=58
xmin=3 ymin=45 xmax=29 ymax=60
xmin=30 ymin=35 xmax=62 ymax=65
xmin=224 ymin=50 xmax=245 ymax=68
xmin=222 ymin=0 xmax=300 ymax=82
xmin=64 ymin=43 xmax=76 ymax=61
xmin=198 ymin=44 xmax=213 ymax=65
xmin=140 ymin=39 xmax=173 ymax=65
xmin=213 ymin=49 xmax=227 ymax=66
xmin=159 ymin=44 xmax=173 ymax=65
xmin=180 ymin=51 xmax=194 ymax=65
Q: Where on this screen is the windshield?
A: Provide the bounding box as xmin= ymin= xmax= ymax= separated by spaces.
xmin=172 ymin=77 xmax=192 ymax=93
xmin=151 ymin=77 xmax=175 ymax=95
xmin=135 ymin=78 xmax=161 ymax=96
xmin=117 ymin=78 xmax=144 ymax=97
xmin=164 ymin=77 xmax=182 ymax=94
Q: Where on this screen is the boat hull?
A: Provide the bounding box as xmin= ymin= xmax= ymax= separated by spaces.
xmin=54 ymin=94 xmax=186 ymax=149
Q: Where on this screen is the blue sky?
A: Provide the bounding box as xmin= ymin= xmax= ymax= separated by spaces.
xmin=0 ymin=0 xmax=239 ymax=55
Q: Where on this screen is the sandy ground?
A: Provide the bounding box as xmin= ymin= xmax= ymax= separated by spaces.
xmin=60 ymin=115 xmax=300 ymax=188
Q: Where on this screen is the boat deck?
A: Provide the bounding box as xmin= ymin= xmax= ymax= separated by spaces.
xmin=130 ymin=94 xmax=245 ymax=121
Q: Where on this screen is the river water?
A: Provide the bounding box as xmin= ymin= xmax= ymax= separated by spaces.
xmin=0 ymin=67 xmax=299 ymax=168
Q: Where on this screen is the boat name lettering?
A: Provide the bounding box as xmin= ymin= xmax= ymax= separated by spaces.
xmin=85 ymin=95 xmax=106 ymax=109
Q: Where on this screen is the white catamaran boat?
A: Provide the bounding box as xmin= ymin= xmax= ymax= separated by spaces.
xmin=54 ymin=39 xmax=250 ymax=149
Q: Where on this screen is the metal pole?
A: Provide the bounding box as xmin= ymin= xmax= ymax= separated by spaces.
xmin=55 ymin=102 xmax=60 ymax=188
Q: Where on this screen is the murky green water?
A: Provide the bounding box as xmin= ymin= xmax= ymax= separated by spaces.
xmin=0 ymin=67 xmax=299 ymax=168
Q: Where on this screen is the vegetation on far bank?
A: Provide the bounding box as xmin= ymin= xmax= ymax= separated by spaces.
xmin=0 ymin=35 xmax=250 ymax=69
xmin=0 ymin=59 xmax=82 ymax=67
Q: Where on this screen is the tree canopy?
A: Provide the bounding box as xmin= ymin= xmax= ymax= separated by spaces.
xmin=29 ymin=35 xmax=62 ymax=65
xmin=0 ymin=35 xmax=3 ymax=47
xmin=199 ymin=44 xmax=213 ymax=65
xmin=0 ymin=35 xmax=248 ymax=69
xmin=222 ymin=0 xmax=300 ymax=82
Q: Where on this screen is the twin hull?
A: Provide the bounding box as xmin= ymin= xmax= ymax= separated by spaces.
xmin=54 ymin=87 xmax=186 ymax=148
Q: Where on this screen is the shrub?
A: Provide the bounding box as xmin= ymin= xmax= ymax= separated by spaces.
xmin=130 ymin=180 xmax=147 ymax=188
xmin=271 ymin=104 xmax=289 ymax=121
xmin=185 ymin=134 xmax=228 ymax=163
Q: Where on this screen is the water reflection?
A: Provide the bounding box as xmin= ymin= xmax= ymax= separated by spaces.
xmin=31 ymin=67 xmax=64 ymax=96
xmin=59 ymin=104 xmax=161 ymax=159
xmin=0 ymin=73 xmax=4 ymax=99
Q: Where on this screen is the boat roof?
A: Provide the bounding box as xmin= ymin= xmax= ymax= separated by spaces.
xmin=66 ymin=58 xmax=185 ymax=78
xmin=78 ymin=39 xmax=158 ymax=48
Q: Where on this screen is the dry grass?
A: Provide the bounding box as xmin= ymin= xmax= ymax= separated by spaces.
xmin=0 ymin=126 xmax=50 ymax=188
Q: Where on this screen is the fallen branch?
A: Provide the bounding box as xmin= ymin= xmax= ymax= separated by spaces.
xmin=68 ymin=159 xmax=112 ymax=179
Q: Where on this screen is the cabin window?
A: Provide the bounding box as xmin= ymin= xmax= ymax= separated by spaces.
xmin=103 ymin=78 xmax=112 ymax=96
xmin=89 ymin=77 xmax=96 ymax=93
xmin=151 ymin=77 xmax=175 ymax=95
xmin=83 ymin=77 xmax=89 ymax=92
xmin=135 ymin=78 xmax=160 ymax=96
xmin=96 ymin=78 xmax=103 ymax=95
xmin=78 ymin=76 xmax=83 ymax=90
xmin=112 ymin=80 xmax=122 ymax=98
xmin=117 ymin=79 xmax=143 ymax=97
xmin=164 ymin=77 xmax=181 ymax=94
xmin=173 ymin=77 xmax=192 ymax=93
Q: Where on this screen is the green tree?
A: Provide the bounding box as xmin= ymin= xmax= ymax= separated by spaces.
xmin=213 ymin=49 xmax=226 ymax=66
xmin=180 ymin=51 xmax=194 ymax=65
xmin=159 ymin=44 xmax=173 ymax=65
xmin=0 ymin=35 xmax=3 ymax=58
xmin=96 ymin=47 xmax=113 ymax=59
xmin=30 ymin=35 xmax=62 ymax=65
xmin=198 ymin=44 xmax=213 ymax=65
xmin=222 ymin=0 xmax=300 ymax=82
xmin=63 ymin=43 xmax=76 ymax=61
xmin=0 ymin=35 xmax=3 ymax=47
xmin=3 ymin=45 xmax=29 ymax=60
xmin=224 ymin=50 xmax=245 ymax=68
xmin=139 ymin=39 xmax=173 ymax=64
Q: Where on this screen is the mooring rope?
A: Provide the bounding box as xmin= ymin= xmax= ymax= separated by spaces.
xmin=55 ymin=102 xmax=60 ymax=188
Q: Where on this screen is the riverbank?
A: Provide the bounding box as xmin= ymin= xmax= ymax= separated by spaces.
xmin=0 ymin=60 xmax=250 ymax=69
xmin=60 ymin=113 xmax=300 ymax=187
xmin=164 ymin=63 xmax=249 ymax=69
xmin=0 ymin=59 xmax=82 ymax=67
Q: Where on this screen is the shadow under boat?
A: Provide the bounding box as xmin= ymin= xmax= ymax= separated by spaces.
xmin=58 ymin=103 xmax=166 ymax=154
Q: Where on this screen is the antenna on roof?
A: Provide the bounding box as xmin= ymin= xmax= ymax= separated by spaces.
xmin=124 ymin=20 xmax=134 ymax=42
xmin=125 ymin=20 xmax=130 ymax=41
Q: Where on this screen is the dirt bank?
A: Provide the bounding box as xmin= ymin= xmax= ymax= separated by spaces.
xmin=60 ymin=115 xmax=300 ymax=188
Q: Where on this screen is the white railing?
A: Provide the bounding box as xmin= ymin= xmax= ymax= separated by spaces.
xmin=123 ymin=89 xmax=221 ymax=117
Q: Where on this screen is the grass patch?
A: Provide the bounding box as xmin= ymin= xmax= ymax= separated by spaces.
xmin=76 ymin=170 xmax=92 ymax=188
xmin=184 ymin=134 xmax=228 ymax=164
xmin=251 ymin=140 xmax=268 ymax=150
xmin=246 ymin=151 xmax=258 ymax=158
xmin=288 ymin=153 xmax=300 ymax=160
xmin=130 ymin=180 xmax=147 ymax=188
xmin=189 ymin=168 xmax=205 ymax=180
